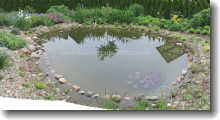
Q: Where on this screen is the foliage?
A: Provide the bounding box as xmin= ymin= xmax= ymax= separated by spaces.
xmin=0 ymin=0 xmax=209 ymax=18
xmin=44 ymin=93 xmax=56 ymax=100
xmin=47 ymin=5 xmax=71 ymax=16
xmin=129 ymin=4 xmax=144 ymax=17
xmin=0 ymin=50 xmax=9 ymax=69
xmin=103 ymin=98 xmax=118 ymax=109
xmin=10 ymin=28 xmax=21 ymax=35
xmin=190 ymin=8 xmax=210 ymax=28
xmin=0 ymin=13 xmax=10 ymax=26
xmin=0 ymin=32 xmax=26 ymax=50
xmin=22 ymin=82 xmax=30 ymax=88
xmin=35 ymin=81 xmax=46 ymax=90
xmin=41 ymin=16 xmax=54 ymax=26
xmin=135 ymin=99 xmax=148 ymax=110
xmin=0 ymin=74 xmax=3 ymax=80
xmin=18 ymin=72 xmax=25 ymax=77
xmin=23 ymin=5 xmax=36 ymax=13
xmin=15 ymin=10 xmax=32 ymax=30
xmin=168 ymin=24 xmax=182 ymax=31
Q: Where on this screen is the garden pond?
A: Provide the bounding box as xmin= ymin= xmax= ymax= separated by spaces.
xmin=39 ymin=27 xmax=188 ymax=100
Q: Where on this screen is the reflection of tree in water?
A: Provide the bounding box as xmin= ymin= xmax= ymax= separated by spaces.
xmin=97 ymin=41 xmax=117 ymax=60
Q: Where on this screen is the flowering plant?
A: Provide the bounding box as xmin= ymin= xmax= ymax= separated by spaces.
xmin=15 ymin=10 xmax=32 ymax=30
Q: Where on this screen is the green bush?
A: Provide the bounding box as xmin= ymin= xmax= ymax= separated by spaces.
xmin=41 ymin=16 xmax=54 ymax=26
xmin=190 ymin=8 xmax=210 ymax=28
xmin=73 ymin=8 xmax=91 ymax=23
xmin=0 ymin=50 xmax=9 ymax=69
xmin=0 ymin=32 xmax=26 ymax=50
xmin=129 ymin=4 xmax=144 ymax=17
xmin=23 ymin=5 xmax=36 ymax=13
xmin=10 ymin=28 xmax=21 ymax=35
xmin=108 ymin=9 xmax=135 ymax=23
xmin=189 ymin=28 xmax=195 ymax=33
xmin=201 ymin=29 xmax=209 ymax=35
xmin=15 ymin=17 xmax=32 ymax=30
xmin=168 ymin=24 xmax=182 ymax=31
xmin=31 ymin=16 xmax=43 ymax=27
xmin=47 ymin=5 xmax=71 ymax=16
xmin=0 ymin=14 xmax=10 ymax=26
xmin=195 ymin=28 xmax=201 ymax=34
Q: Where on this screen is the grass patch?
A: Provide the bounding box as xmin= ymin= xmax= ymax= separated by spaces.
xmin=44 ymin=93 xmax=56 ymax=100
xmin=18 ymin=72 xmax=25 ymax=77
xmin=0 ymin=32 xmax=26 ymax=50
xmin=0 ymin=74 xmax=3 ymax=80
xmin=103 ymin=98 xmax=118 ymax=110
xmin=19 ymin=66 xmax=25 ymax=71
xmin=189 ymin=64 xmax=207 ymax=73
xmin=22 ymin=82 xmax=30 ymax=88
xmin=135 ymin=99 xmax=148 ymax=110
xmin=0 ymin=50 xmax=9 ymax=69
xmin=35 ymin=81 xmax=46 ymax=90
xmin=64 ymin=88 xmax=70 ymax=94
xmin=20 ymin=53 xmax=25 ymax=58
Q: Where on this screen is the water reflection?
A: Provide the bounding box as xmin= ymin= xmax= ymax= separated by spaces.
xmin=41 ymin=28 xmax=186 ymax=62
xmin=40 ymin=27 xmax=188 ymax=96
xmin=97 ymin=41 xmax=118 ymax=60
xmin=157 ymin=40 xmax=185 ymax=63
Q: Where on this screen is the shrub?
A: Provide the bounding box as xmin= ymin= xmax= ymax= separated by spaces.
xmin=190 ymin=8 xmax=210 ymax=28
xmin=35 ymin=81 xmax=46 ymax=90
xmin=189 ymin=28 xmax=195 ymax=33
xmin=0 ymin=50 xmax=9 ymax=69
xmin=201 ymin=30 xmax=209 ymax=35
xmin=15 ymin=10 xmax=32 ymax=30
xmin=129 ymin=4 xmax=144 ymax=17
xmin=168 ymin=24 xmax=182 ymax=31
xmin=0 ymin=32 xmax=26 ymax=50
xmin=136 ymin=16 xmax=150 ymax=25
xmin=47 ymin=5 xmax=71 ymax=16
xmin=73 ymin=8 xmax=91 ymax=23
xmin=41 ymin=16 xmax=54 ymax=26
xmin=31 ymin=16 xmax=43 ymax=27
xmin=0 ymin=14 xmax=10 ymax=26
xmin=23 ymin=5 xmax=36 ymax=13
xmin=195 ymin=28 xmax=201 ymax=34
xmin=10 ymin=28 xmax=21 ymax=35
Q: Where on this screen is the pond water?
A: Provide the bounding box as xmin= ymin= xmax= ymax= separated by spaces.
xmin=39 ymin=28 xmax=188 ymax=97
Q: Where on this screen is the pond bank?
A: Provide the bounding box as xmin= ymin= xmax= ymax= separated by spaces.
xmin=0 ymin=22 xmax=210 ymax=110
